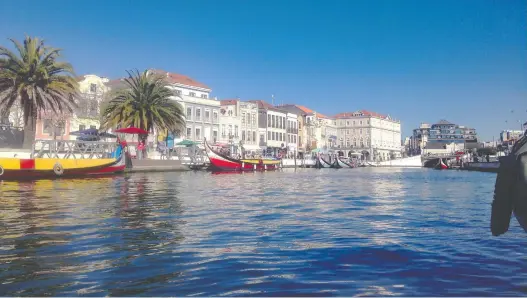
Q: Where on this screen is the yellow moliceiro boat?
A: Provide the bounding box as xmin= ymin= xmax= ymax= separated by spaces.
xmin=0 ymin=155 xmax=126 ymax=180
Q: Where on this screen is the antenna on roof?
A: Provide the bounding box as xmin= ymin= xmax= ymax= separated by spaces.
xmin=271 ymin=94 xmax=274 ymax=106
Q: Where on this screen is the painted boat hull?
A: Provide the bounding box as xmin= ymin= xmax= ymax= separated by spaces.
xmin=204 ymin=141 xmax=280 ymax=172
xmin=0 ymin=154 xmax=125 ymax=180
xmin=316 ymin=157 xmax=332 ymax=168
xmin=337 ymin=158 xmax=354 ymax=168
xmin=435 ymin=159 xmax=449 ymax=170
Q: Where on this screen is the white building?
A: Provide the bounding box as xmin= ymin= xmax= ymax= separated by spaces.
xmin=218 ymin=99 xmax=241 ymax=154
xmin=335 ymin=110 xmax=402 ymax=161
xmin=240 ymin=101 xmax=260 ymax=152
xmin=286 ymin=113 xmax=298 ymax=156
xmin=250 ymin=100 xmax=289 ymax=157
xmin=217 ymin=99 xmax=260 ymax=155
xmin=150 ymin=70 xmax=220 ymax=144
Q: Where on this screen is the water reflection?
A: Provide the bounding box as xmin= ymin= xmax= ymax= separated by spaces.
xmin=0 ymin=169 xmax=525 ymax=296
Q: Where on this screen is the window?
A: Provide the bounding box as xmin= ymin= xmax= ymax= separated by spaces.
xmin=268 ymin=131 xmax=271 ymax=140
xmin=205 ymin=110 xmax=210 ymax=122
xmin=360 ymin=121 xmax=363 ymax=125
xmin=260 ymin=134 xmax=265 ymax=144
xmin=90 ymin=83 xmax=97 ymax=92
xmin=196 ymin=108 xmax=201 ymax=121
xmin=354 ymin=139 xmax=357 ymax=147
xmin=252 ymin=114 xmax=256 ymax=126
xmin=272 ymin=132 xmax=275 ymax=140
xmin=247 ymin=131 xmax=251 ymax=141
xmin=253 ymin=131 xmax=256 ymax=142
xmin=247 ymin=114 xmax=251 ymax=126
xmin=360 ymin=129 xmax=362 ymax=135
xmin=213 ymin=130 xmax=218 ymax=142
xmin=346 ymin=129 xmax=350 ymax=135
xmin=288 ymin=135 xmax=291 ymax=143
xmin=175 ymin=90 xmax=182 ymax=96
xmin=346 ymin=139 xmax=350 ymax=147
xmin=234 ymin=125 xmax=238 ymax=137
xmin=228 ymin=125 xmax=232 ymax=137
xmin=283 ymin=117 xmax=286 ymax=129
xmin=189 ymin=92 xmax=196 ymax=97
xmin=242 ymin=113 xmax=246 ymax=125
xmin=79 ymin=124 xmax=86 ymax=131
xmin=222 ymin=124 xmax=226 ymax=136
xmin=353 ymin=121 xmax=355 ymax=126
xmin=268 ymin=114 xmax=271 ymax=127
xmin=228 ymin=110 xmax=233 ymax=116
xmin=201 ymin=94 xmax=208 ymax=99
xmin=90 ymin=125 xmax=96 ymax=129
xmin=213 ymin=111 xmax=218 ymax=122
xmin=242 ymin=130 xmax=246 ymax=141
xmin=186 ymin=127 xmax=192 ymax=138
xmin=186 ymin=107 xmax=192 ymax=120
xmin=346 ymin=121 xmax=350 ymax=126
xmin=195 ymin=128 xmax=201 ymax=140
xmin=272 ymin=115 xmax=275 ymax=128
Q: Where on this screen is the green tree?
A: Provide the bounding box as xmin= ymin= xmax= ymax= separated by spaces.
xmin=101 ymin=70 xmax=185 ymax=135
xmin=0 ymin=36 xmax=78 ymax=149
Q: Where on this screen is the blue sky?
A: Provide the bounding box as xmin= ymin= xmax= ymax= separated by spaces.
xmin=1 ymin=0 xmax=526 ymax=140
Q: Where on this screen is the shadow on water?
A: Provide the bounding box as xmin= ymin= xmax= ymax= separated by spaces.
xmin=0 ymin=169 xmax=526 ymax=296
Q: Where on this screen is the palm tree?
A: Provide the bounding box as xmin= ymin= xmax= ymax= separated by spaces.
xmin=101 ymin=70 xmax=185 ymax=135
xmin=0 ymin=36 xmax=79 ymax=149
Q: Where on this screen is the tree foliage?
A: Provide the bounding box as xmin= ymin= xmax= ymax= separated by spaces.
xmin=0 ymin=36 xmax=78 ymax=148
xmin=101 ymin=70 xmax=185 ymax=134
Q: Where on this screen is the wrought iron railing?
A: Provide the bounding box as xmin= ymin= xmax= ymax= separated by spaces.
xmin=31 ymin=139 xmax=118 ymax=159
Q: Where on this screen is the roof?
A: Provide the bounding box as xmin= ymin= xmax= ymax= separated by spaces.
xmin=220 ymin=99 xmax=239 ymax=105
xmin=248 ymin=100 xmax=278 ymax=110
xmin=334 ymin=110 xmax=388 ymax=119
xmin=278 ymin=104 xmax=330 ymax=118
xmin=436 ymin=119 xmax=454 ymax=125
xmin=149 ymin=69 xmax=210 ymax=90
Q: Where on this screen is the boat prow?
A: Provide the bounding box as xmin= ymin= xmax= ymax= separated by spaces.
xmin=204 ymin=140 xmax=280 ymax=172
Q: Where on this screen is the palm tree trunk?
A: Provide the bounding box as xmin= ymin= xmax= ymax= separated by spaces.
xmin=22 ymin=107 xmax=37 ymax=150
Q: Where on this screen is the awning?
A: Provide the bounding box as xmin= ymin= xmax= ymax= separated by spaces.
xmin=243 ymin=144 xmax=261 ymax=151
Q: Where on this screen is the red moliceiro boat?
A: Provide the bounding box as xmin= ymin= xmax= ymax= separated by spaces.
xmin=204 ymin=141 xmax=281 ymax=171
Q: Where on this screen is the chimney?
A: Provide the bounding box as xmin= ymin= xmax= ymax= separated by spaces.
xmin=166 ymin=72 xmax=169 ymax=78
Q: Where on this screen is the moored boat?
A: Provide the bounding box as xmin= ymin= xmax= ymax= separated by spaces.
xmin=434 ymin=158 xmax=449 ymax=170
xmin=204 ymin=140 xmax=281 ymax=171
xmin=316 ymin=156 xmax=332 ymax=168
xmin=336 ymin=157 xmax=355 ymax=168
xmin=0 ymin=154 xmax=125 ymax=180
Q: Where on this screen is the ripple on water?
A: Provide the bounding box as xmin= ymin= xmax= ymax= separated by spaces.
xmin=0 ymin=168 xmax=524 ymax=296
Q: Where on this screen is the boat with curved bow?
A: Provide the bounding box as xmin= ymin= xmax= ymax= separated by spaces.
xmin=204 ymin=141 xmax=281 ymax=171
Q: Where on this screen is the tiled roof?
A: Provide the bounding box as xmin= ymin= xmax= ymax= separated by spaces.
xmin=278 ymin=104 xmax=329 ymax=118
xmin=248 ymin=100 xmax=276 ymax=110
xmin=149 ymin=69 xmax=210 ymax=90
xmin=335 ymin=110 xmax=387 ymax=119
xmin=220 ymin=99 xmax=239 ymax=105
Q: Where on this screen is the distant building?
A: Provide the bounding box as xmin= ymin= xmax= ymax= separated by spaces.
xmin=409 ymin=123 xmax=431 ymax=154
xmin=149 ymin=69 xmax=220 ymax=144
xmin=500 ymin=130 xmax=524 ymax=143
xmin=428 ymin=119 xmax=477 ymax=143
xmin=278 ymin=104 xmax=333 ymax=154
xmin=217 ymin=99 xmax=260 ymax=154
xmin=335 ymin=110 xmax=402 ymax=161
xmin=249 ymin=100 xmax=291 ymax=157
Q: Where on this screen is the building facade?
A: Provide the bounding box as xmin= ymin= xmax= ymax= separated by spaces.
xmin=409 ymin=123 xmax=431 ymax=154
xmin=240 ymin=101 xmax=260 ymax=152
xmin=70 ymin=74 xmax=110 ymax=137
xmin=286 ymin=113 xmax=298 ymax=157
xmin=218 ymin=99 xmax=241 ymax=154
xmin=428 ymin=120 xmax=477 ymax=143
xmin=335 ymin=110 xmax=402 ymax=161
xmin=250 ymin=100 xmax=289 ymax=157
xmin=150 ymin=70 xmax=220 ymax=144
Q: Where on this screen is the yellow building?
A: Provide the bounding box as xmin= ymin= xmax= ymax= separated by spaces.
xmin=69 ymin=74 xmax=110 ymax=139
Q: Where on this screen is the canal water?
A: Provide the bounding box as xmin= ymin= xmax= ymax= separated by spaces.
xmin=0 ymin=168 xmax=525 ymax=296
